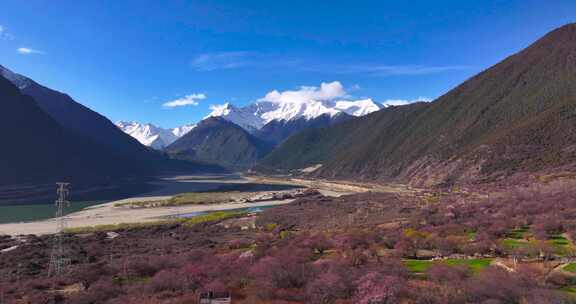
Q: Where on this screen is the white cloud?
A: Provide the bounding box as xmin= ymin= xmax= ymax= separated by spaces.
xmin=382 ymin=97 xmax=433 ymax=107
xmin=189 ymin=51 xmax=468 ymax=78
xmin=0 ymin=25 xmax=14 ymax=40
xmin=332 ymin=65 xmax=468 ymax=76
xmin=191 ymin=51 xmax=302 ymax=72
xmin=259 ymin=81 xmax=348 ymax=104
xmin=17 ymin=47 xmax=44 ymax=55
xmin=191 ymin=52 xmax=252 ymax=71
xmin=162 ymin=93 xmax=207 ymax=108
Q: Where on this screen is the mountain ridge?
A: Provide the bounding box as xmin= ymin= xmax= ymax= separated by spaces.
xmin=205 ymin=82 xmax=384 ymax=132
xmin=0 ymin=64 xmax=158 ymax=161
xmin=115 ymin=121 xmax=195 ymax=150
xmin=166 ymin=117 xmax=273 ymax=168
xmin=257 ymin=23 xmax=576 ymax=187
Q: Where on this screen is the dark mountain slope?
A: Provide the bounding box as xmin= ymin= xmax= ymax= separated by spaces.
xmin=0 ymin=74 xmax=144 ymax=185
xmin=166 ymin=117 xmax=273 ymax=168
xmin=255 ymin=112 xmax=353 ymax=145
xmin=256 ymin=102 xmax=431 ymax=173
xmin=0 ymin=73 xmax=223 ymax=204
xmin=0 ymin=65 xmax=156 ymax=160
xmin=258 ymin=23 xmax=576 ymax=186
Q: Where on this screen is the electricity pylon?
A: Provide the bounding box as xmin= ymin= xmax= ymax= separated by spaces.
xmin=48 ymin=182 xmax=71 ymax=277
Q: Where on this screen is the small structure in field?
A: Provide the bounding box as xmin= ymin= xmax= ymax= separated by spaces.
xmin=199 ymin=291 xmax=231 ymax=304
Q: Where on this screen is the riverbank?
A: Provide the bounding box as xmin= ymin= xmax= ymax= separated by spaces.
xmin=0 ymin=174 xmax=354 ymax=236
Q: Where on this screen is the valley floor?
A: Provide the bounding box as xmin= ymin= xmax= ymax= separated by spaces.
xmin=2 ymin=173 xmax=576 ymax=303
xmin=0 ymin=174 xmax=359 ymax=236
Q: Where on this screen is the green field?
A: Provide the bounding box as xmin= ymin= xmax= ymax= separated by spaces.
xmin=561 ymin=286 xmax=576 ymax=296
xmin=549 ymin=234 xmax=574 ymax=256
xmin=564 ymin=263 xmax=576 ymax=273
xmin=113 ymin=191 xmax=241 ymax=208
xmin=501 ymin=238 xmax=528 ymax=249
xmin=549 ymin=234 xmax=570 ymax=246
xmin=64 ymin=210 xmax=249 ymax=233
xmin=404 ymin=258 xmax=492 ymax=274
xmin=506 ymin=227 xmax=530 ymax=239
xmin=182 ymin=210 xmax=248 ymax=226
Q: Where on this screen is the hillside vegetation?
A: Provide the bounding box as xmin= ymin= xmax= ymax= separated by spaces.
xmin=258 ymin=23 xmax=576 ymax=186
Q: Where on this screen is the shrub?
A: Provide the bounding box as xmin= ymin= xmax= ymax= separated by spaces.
xmin=147 ymin=269 xmax=183 ymax=294
xmin=353 ymin=272 xmax=404 ymax=304
xmin=69 ymin=278 xmax=121 ymax=304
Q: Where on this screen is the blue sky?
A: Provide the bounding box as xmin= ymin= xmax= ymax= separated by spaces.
xmin=0 ymin=0 xmax=575 ymax=128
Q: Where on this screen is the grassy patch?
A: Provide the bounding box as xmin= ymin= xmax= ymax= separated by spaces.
xmin=561 ymin=286 xmax=576 ymax=296
xmin=501 ymin=238 xmax=528 ymax=249
xmin=549 ymin=234 xmax=575 ymax=256
xmin=183 ymin=210 xmax=248 ymax=226
xmin=114 ymin=183 xmax=302 ymax=209
xmin=564 ymin=263 xmax=576 ymax=273
xmin=63 ymin=220 xmax=177 ymax=234
xmin=466 ymin=231 xmax=477 ymax=241
xmin=443 ymin=258 xmax=493 ymax=273
xmin=506 ymin=227 xmax=530 ymax=239
xmin=64 ymin=210 xmax=249 ymax=233
xmin=549 ymin=234 xmax=570 ymax=246
xmin=115 ymin=192 xmax=243 ymax=208
xmin=404 ymin=258 xmax=492 ymax=274
xmin=404 ymin=260 xmax=434 ymax=273
xmin=169 ymin=192 xmax=241 ymax=206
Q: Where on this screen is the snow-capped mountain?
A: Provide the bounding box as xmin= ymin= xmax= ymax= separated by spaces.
xmin=205 ymin=81 xmax=383 ymax=132
xmin=171 ymin=124 xmax=196 ymax=138
xmin=205 ymin=103 xmax=263 ymax=133
xmin=115 ymin=121 xmax=195 ymax=150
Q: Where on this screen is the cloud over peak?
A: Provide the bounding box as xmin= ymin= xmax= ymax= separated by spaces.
xmin=382 ymin=97 xmax=433 ymax=107
xmin=163 ymin=93 xmax=207 ymax=108
xmin=259 ymin=81 xmax=348 ymax=104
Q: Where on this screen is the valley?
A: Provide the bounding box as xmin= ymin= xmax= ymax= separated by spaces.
xmin=0 ymin=174 xmax=359 ymax=236
xmin=1 ymin=5 xmax=576 ymax=303
xmin=3 ymin=172 xmax=576 ymax=303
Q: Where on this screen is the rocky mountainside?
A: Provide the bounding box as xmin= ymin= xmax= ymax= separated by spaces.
xmin=166 ymin=117 xmax=273 ymax=168
xmin=258 ymin=23 xmax=576 ymax=187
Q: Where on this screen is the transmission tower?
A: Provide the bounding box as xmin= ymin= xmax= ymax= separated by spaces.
xmin=48 ymin=182 xmax=71 ymax=277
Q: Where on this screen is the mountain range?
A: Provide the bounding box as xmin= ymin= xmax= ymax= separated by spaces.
xmin=204 ymin=90 xmax=384 ymax=132
xmin=115 ymin=121 xmax=195 ymax=150
xmin=117 ymin=86 xmax=384 ymax=167
xmin=257 ymin=23 xmax=576 ymax=187
xmin=117 ymin=89 xmax=384 ymax=150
